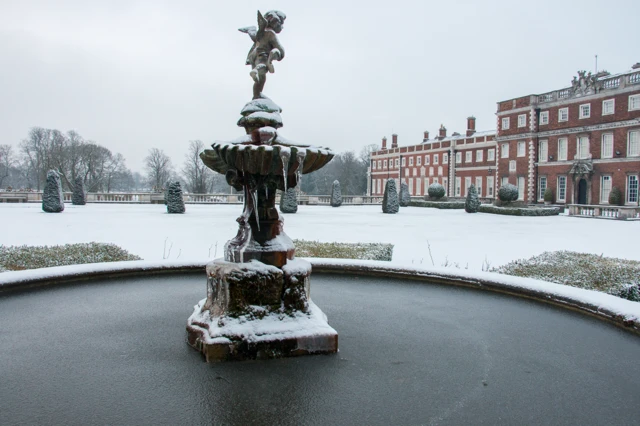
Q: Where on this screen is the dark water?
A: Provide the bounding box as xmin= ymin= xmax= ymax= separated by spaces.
xmin=1 ymin=273 xmax=639 ymax=426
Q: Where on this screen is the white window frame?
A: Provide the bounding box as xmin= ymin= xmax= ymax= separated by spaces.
xmin=456 ymin=152 xmax=462 ymax=164
xmin=383 ymin=160 xmax=387 ymax=168
xmin=629 ymin=94 xmax=640 ymax=111
xmin=501 ymin=177 xmax=509 ymax=186
xmin=475 ymin=177 xmax=482 ymax=197
xmin=425 ymin=155 xmax=430 ymax=165
xmin=409 ymin=157 xmax=413 ymax=166
xmin=601 ymin=133 xmax=613 ymax=158
xmin=501 ymin=143 xmax=510 ymax=158
xmin=377 ymin=160 xmax=381 ymax=169
xmin=509 ymin=160 xmax=516 ymax=172
xmin=539 ymin=140 xmax=548 ymax=162
xmin=540 ymin=111 xmax=549 ymax=125
xmin=416 ymin=156 xmax=421 ymax=166
xmin=502 ymin=117 xmax=510 ymax=130
xmin=627 ymin=175 xmax=639 ymax=204
xmin=518 ymin=114 xmax=526 ymax=128
xmin=401 ymin=158 xmax=406 ymax=167
xmin=558 ymin=138 xmax=568 ymax=161
xmin=576 ymin=136 xmax=590 ymax=159
xmin=443 ymin=178 xmax=448 ymax=195
xmin=465 ymin=177 xmax=471 ymax=195
xmin=559 ymin=107 xmax=569 ymax=122
xmin=395 ymin=159 xmax=399 ymax=167
xmin=601 ymin=175 xmax=612 ymax=204
xmin=434 ymin=154 xmax=439 ymax=164
xmin=465 ymin=151 xmax=472 ymax=163
xmin=437 ymin=166 xmax=443 ymax=176
xmin=628 ymin=130 xmax=640 ymax=157
xmin=602 ymin=99 xmax=615 ymax=116
xmin=538 ymin=176 xmax=547 ymax=201
xmin=487 ymin=149 xmax=495 ymax=161
xmin=429 ymin=167 xmax=434 ymax=177
xmin=443 ymin=153 xmax=448 ymax=164
xmin=517 ymin=177 xmax=525 ymax=201
xmin=579 ymin=103 xmax=591 ymax=119
xmin=517 ymin=141 xmax=526 ymax=157
xmin=487 ymin=176 xmax=494 ymax=197
xmin=476 ymin=150 xmax=483 ymax=162
xmin=557 ymin=176 xmax=566 ymax=202
xmin=455 ymin=177 xmax=461 ymax=196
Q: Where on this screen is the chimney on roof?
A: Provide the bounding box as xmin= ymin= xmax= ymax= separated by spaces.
xmin=423 ymin=130 xmax=429 ymax=141
xmin=382 ymin=136 xmax=387 ymax=150
xmin=439 ymin=125 xmax=447 ymax=139
xmin=391 ymin=134 xmax=398 ymax=149
xmin=466 ymin=116 xmax=476 ymax=137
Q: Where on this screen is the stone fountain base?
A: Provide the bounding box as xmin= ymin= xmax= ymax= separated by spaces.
xmin=186 ymin=258 xmax=338 ymax=362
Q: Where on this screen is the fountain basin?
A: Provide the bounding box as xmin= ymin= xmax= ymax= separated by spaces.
xmin=1 ymin=261 xmax=639 ymax=424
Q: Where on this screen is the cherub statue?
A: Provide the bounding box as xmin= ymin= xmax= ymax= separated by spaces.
xmin=239 ymin=10 xmax=286 ymax=100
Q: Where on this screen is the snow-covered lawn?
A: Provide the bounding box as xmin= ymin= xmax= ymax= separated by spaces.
xmin=1 ymin=203 xmax=638 ymax=272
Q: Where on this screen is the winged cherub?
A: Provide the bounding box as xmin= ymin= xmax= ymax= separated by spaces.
xmin=239 ymin=10 xmax=286 ymax=100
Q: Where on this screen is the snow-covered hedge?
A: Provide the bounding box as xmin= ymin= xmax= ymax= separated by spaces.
xmin=0 ymin=243 xmax=141 ymax=271
xmin=478 ymin=205 xmax=559 ymax=216
xmin=498 ymin=183 xmax=519 ymax=202
xmin=293 ymin=239 xmax=393 ymax=261
xmin=427 ymin=183 xmax=445 ymax=199
xmin=410 ymin=200 xmax=464 ymax=209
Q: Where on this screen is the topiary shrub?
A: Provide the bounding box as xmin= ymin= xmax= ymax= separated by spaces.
xmin=609 ymin=187 xmax=623 ymax=206
xmin=382 ymin=179 xmax=399 ymax=214
xmin=166 ymin=181 xmax=185 ymax=214
xmin=42 ymin=170 xmax=65 ymax=213
xmin=330 ymin=180 xmax=342 ymax=207
xmin=72 ymin=176 xmax=86 ymax=205
xmin=280 ymin=188 xmax=298 ymax=213
xmin=543 ymin=187 xmax=554 ymax=203
xmin=615 ymin=284 xmax=640 ymax=302
xmin=465 ymin=184 xmax=480 ymax=213
xmin=498 ymin=183 xmax=519 ymax=203
xmin=399 ymin=182 xmax=411 ymax=207
xmin=427 ymin=183 xmax=445 ymax=200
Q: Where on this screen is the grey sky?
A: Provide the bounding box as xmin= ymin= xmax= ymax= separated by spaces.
xmin=1 ymin=0 xmax=638 ymax=172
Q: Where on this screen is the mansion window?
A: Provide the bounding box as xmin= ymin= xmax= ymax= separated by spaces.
xmin=539 ymin=140 xmax=548 ymax=162
xmin=417 ymin=156 xmax=421 ymax=166
xmin=409 ymin=157 xmax=413 ymax=166
xmin=629 ymin=94 xmax=640 ymax=111
xmin=558 ymin=138 xmax=568 ymax=161
xmin=517 ymin=141 xmax=526 ymax=157
xmin=476 ymin=177 xmax=482 ymax=197
xmin=476 ymin=150 xmax=483 ymax=162
xmin=518 ymin=114 xmax=526 ymax=128
xmin=501 ymin=177 xmax=509 ymax=186
xmin=425 ymin=155 xmax=430 ymax=165
xmin=487 ymin=149 xmax=495 ymax=161
xmin=559 ymin=107 xmax=569 ymax=122
xmin=540 ymin=111 xmax=549 ymax=125
xmin=502 ymin=117 xmax=510 ymax=130
xmin=602 ymin=99 xmax=615 ymax=115
xmin=538 ymin=176 xmax=547 ymax=200
xmin=377 ymin=160 xmax=381 ymax=169
xmin=443 ymin=153 xmax=448 ymax=163
xmin=628 ymin=175 xmax=639 ymax=204
xmin=429 ymin=167 xmax=434 ymax=176
xmin=501 ymin=143 xmax=509 ymax=158
xmin=434 ymin=154 xmax=439 ymax=164
xmin=517 ymin=177 xmax=525 ymax=201
xmin=601 ymin=133 xmax=613 ymax=158
xmin=509 ymin=160 xmax=516 ymax=172
xmin=579 ymin=103 xmax=591 ymax=119
xmin=438 ymin=166 xmax=443 ymax=176
xmin=465 ymin=151 xmax=472 ymax=163
xmin=557 ymin=176 xmax=566 ymax=202
xmin=395 ymin=159 xmax=399 ymax=167
xmin=465 ymin=177 xmax=471 ymax=194
xmin=455 ymin=177 xmax=461 ymax=196
xmin=456 ymin=152 xmax=462 ymax=164
xmin=487 ymin=176 xmax=494 ymax=197
xmin=576 ymin=136 xmax=590 ymax=159
xmin=628 ymin=130 xmax=640 ymax=157
xmin=601 ymin=175 xmax=612 ymax=203
xmin=401 ymin=158 xmax=406 ymax=167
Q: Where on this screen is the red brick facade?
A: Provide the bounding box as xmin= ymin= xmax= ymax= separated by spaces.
xmin=496 ymin=67 xmax=640 ymax=205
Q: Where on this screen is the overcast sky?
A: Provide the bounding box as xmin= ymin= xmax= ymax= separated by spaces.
xmin=1 ymin=0 xmax=638 ymax=172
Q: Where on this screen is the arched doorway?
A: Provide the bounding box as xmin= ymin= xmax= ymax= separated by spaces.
xmin=578 ymin=179 xmax=588 ymax=204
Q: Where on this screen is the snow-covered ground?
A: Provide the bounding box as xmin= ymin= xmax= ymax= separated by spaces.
xmin=1 ymin=203 xmax=638 ymax=271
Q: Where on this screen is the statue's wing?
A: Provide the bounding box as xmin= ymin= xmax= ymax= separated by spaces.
xmin=256 ymin=10 xmax=266 ymax=40
xmin=238 ymin=26 xmax=257 ymax=42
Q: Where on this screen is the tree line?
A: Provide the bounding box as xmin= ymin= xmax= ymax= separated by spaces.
xmin=0 ymin=127 xmax=376 ymax=195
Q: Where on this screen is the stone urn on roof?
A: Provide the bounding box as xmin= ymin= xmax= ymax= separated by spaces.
xmin=187 ymin=10 xmax=338 ymax=362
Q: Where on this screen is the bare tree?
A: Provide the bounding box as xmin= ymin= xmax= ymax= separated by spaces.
xmin=181 ymin=140 xmax=210 ymax=194
xmin=145 ymin=148 xmax=173 ymax=191
xmin=0 ymin=144 xmax=15 ymax=188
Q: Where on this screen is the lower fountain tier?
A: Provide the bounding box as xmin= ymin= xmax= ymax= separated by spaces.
xmin=186 ymin=258 xmax=338 ymax=361
xmin=187 ymin=300 xmax=338 ymax=362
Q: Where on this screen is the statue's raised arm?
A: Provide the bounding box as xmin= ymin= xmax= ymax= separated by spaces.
xmin=239 ymin=10 xmax=286 ymax=100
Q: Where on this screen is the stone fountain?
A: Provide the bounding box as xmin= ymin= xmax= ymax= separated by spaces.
xmin=186 ymin=10 xmax=338 ymax=361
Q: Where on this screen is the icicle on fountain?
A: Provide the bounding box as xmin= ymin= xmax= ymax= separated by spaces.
xmin=186 ymin=10 xmax=338 ymax=362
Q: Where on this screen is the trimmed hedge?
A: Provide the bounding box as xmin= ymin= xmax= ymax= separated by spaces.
xmin=478 ymin=205 xmax=560 ymax=216
xmin=409 ymin=200 xmax=465 ymax=209
xmin=293 ymin=239 xmax=393 ymax=261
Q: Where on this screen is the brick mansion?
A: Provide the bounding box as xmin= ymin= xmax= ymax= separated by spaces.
xmin=369 ymin=63 xmax=640 ymax=206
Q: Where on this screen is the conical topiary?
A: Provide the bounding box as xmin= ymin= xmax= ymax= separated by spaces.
xmin=465 ymin=184 xmax=480 ymax=213
xmin=166 ymin=181 xmax=185 ymax=214
xmin=399 ymin=182 xmax=411 ymax=207
xmin=382 ymin=179 xmax=399 ymax=214
xmin=72 ymin=176 xmax=86 ymax=205
xmin=280 ymin=188 xmax=298 ymax=213
xmin=330 ymin=180 xmax=342 ymax=207
xmin=42 ymin=170 xmax=65 ymax=213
